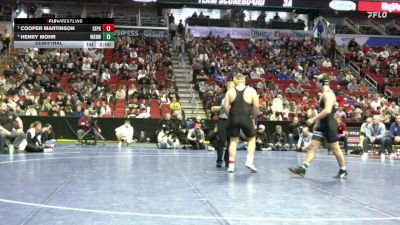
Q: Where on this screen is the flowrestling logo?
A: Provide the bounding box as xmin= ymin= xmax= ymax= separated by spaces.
xmin=367 ymin=12 xmax=387 ymax=19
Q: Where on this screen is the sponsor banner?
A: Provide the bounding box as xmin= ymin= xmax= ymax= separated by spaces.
xmin=358 ymin=1 xmax=400 ymax=13
xmin=335 ymin=34 xmax=400 ymax=47
xmin=347 ymin=127 xmax=360 ymax=151
xmin=115 ymin=26 xmax=169 ymax=38
xmin=188 ymin=26 xmax=311 ymax=40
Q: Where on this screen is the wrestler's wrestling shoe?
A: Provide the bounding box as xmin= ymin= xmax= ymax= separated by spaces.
xmin=332 ymin=169 xmax=348 ymax=179
xmin=288 ymin=166 xmax=306 ymax=177
xmin=245 ymin=163 xmax=257 ymax=173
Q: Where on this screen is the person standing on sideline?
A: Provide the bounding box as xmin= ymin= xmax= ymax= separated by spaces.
xmin=289 ymin=77 xmax=348 ymax=179
xmin=288 ymin=116 xmax=302 ymax=150
xmin=115 ymin=120 xmax=134 ymax=148
xmin=224 ymin=74 xmax=259 ymax=173
xmin=211 ymin=81 xmax=234 ymax=168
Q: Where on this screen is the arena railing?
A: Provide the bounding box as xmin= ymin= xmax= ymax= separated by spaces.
xmin=394 ymin=20 xmax=400 ymax=29
xmin=184 ymin=62 xmax=196 ymax=115
xmin=364 ymin=73 xmax=378 ymax=90
xmin=114 ymin=15 xmax=138 ymax=26
xmin=349 ymin=61 xmax=361 ymax=78
xmin=314 ymin=17 xmax=335 ymax=45
xmin=33 ymin=6 xmax=43 ymax=18
xmin=334 ymin=49 xmax=346 ymax=68
xmin=110 ymin=7 xmax=114 ymax=18
xmin=368 ymin=19 xmax=387 ymax=35
xmin=343 ymin=17 xmax=361 ymax=34
xmin=81 ymin=6 xmax=87 ymax=18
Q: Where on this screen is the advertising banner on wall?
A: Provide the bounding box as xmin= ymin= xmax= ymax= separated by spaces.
xmin=358 ymin=1 xmax=400 ymax=13
xmin=335 ymin=34 xmax=400 ymax=47
xmin=115 ymin=26 xmax=169 ymax=38
xmin=188 ymin=26 xmax=311 ymax=40
xmin=347 ymin=127 xmax=360 ymax=151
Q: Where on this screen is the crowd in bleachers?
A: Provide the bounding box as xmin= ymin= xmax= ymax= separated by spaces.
xmin=0 ymin=3 xmax=12 ymax=21
xmin=188 ymin=35 xmax=400 ymax=123
xmin=0 ymin=33 xmax=10 ymax=56
xmin=339 ymin=39 xmax=400 ymax=97
xmin=1 ymin=29 xmax=399 ymax=125
xmin=0 ymin=37 xmax=185 ymax=119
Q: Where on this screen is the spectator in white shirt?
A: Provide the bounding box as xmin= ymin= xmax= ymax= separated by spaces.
xmin=130 ymin=49 xmax=138 ymax=58
xmin=0 ymin=76 xmax=6 ymax=86
xmin=198 ymin=52 xmax=209 ymax=62
xmin=335 ymin=106 xmax=347 ymax=119
xmin=82 ymin=60 xmax=91 ymax=71
xmin=82 ymin=56 xmax=93 ymax=65
xmin=271 ymin=94 xmax=283 ymax=113
xmin=137 ymin=108 xmax=151 ymax=118
xmin=307 ymin=105 xmax=318 ymax=118
xmin=379 ymin=49 xmax=389 ymax=59
xmin=101 ymin=69 xmax=111 ymax=81
xmin=255 ymin=66 xmax=265 ymax=76
xmin=297 ymin=127 xmax=313 ymax=152
xmin=370 ymin=95 xmax=381 ymax=111
xmin=25 ymin=105 xmax=38 ymax=116
xmin=322 ymin=58 xmax=332 ymax=68
xmin=115 ymin=120 xmax=134 ymax=148
xmin=250 ymin=70 xmax=260 ymax=79
xmin=347 ymin=79 xmax=359 ymax=92
xmin=389 ymin=60 xmax=398 ymax=70
xmin=137 ymin=70 xmax=147 ymax=81
xmin=100 ymin=102 xmax=112 ymax=117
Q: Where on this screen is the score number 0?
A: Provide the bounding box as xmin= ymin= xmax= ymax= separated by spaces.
xmin=102 ymin=24 xmax=114 ymax=32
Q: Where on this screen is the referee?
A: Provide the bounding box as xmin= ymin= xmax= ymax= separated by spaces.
xmin=211 ymin=81 xmax=234 ymax=168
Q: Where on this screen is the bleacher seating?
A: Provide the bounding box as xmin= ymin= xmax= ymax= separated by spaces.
xmin=188 ymin=36 xmax=376 ymax=122
xmin=0 ymin=36 xmax=183 ymax=119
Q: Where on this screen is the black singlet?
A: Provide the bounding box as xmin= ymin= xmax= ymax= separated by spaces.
xmin=312 ymin=91 xmax=338 ymax=143
xmin=228 ymin=87 xmax=256 ymax=138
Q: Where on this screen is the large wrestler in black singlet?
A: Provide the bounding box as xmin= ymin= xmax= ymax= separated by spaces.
xmin=311 ymin=90 xmax=338 ymax=143
xmin=228 ymin=87 xmax=256 ymax=138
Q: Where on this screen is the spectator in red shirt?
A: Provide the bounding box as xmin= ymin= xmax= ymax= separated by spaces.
xmin=336 ymin=116 xmax=348 ymax=155
xmin=77 ymin=109 xmax=101 ymax=144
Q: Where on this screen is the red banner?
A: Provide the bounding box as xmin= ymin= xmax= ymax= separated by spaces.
xmin=358 ymin=1 xmax=400 ymax=13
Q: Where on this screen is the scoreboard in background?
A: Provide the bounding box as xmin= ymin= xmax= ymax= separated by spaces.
xmin=14 ymin=18 xmax=115 ymax=49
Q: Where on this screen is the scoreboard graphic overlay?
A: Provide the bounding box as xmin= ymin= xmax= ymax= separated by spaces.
xmin=14 ymin=18 xmax=114 ymax=49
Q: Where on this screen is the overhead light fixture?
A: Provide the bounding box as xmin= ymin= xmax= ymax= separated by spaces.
xmin=41 ymin=7 xmax=51 ymax=14
xmin=329 ymin=0 xmax=356 ymax=11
